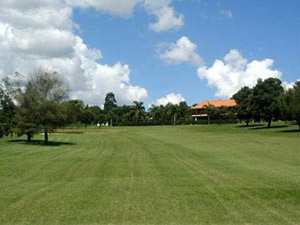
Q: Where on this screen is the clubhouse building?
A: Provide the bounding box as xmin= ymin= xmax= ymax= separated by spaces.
xmin=189 ymin=99 xmax=237 ymax=121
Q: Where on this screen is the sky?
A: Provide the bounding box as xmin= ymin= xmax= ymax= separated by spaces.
xmin=0 ymin=0 xmax=299 ymax=107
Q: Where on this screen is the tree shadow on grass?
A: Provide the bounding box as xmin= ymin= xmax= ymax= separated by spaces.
xmin=277 ymin=129 xmax=300 ymax=133
xmin=55 ymin=131 xmax=84 ymax=134
xmin=235 ymin=124 xmax=265 ymax=128
xmin=250 ymin=125 xmax=288 ymax=130
xmin=7 ymin=140 xmax=75 ymax=146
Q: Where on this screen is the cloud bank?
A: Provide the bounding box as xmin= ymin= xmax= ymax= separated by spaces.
xmin=198 ymin=49 xmax=282 ymax=98
xmin=0 ymin=0 xmax=153 ymax=106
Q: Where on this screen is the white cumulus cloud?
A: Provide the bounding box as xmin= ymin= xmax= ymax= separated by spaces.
xmin=150 ymin=93 xmax=185 ymax=106
xmin=158 ymin=36 xmax=204 ymax=66
xmin=67 ymin=0 xmax=184 ymax=31
xmin=198 ymin=49 xmax=282 ymax=98
xmin=66 ymin=0 xmax=142 ymax=17
xmin=144 ymin=0 xmax=184 ymax=32
xmin=0 ymin=0 xmax=148 ymax=106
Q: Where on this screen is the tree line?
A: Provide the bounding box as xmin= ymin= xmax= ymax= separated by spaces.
xmin=0 ymin=70 xmax=191 ymax=143
xmin=232 ymin=78 xmax=300 ymax=129
xmin=0 ymin=70 xmax=299 ymax=144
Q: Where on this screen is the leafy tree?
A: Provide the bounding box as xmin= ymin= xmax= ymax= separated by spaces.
xmin=104 ymin=92 xmax=117 ymax=113
xmin=64 ymin=100 xmax=84 ymax=125
xmin=279 ymin=81 xmax=300 ymax=130
xmin=81 ymin=109 xmax=95 ymax=128
xmin=178 ymin=101 xmax=189 ymax=123
xmin=15 ymin=82 xmax=40 ymax=141
xmin=104 ymin=92 xmax=117 ymax=126
xmin=232 ymin=87 xmax=253 ymax=126
xmin=17 ymin=69 xmax=69 ymax=143
xmin=0 ymin=75 xmax=20 ymax=137
xmin=251 ymin=78 xmax=283 ymax=128
xmin=89 ymin=106 xmax=105 ymax=126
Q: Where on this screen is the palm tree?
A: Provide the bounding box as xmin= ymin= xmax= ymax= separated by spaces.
xmin=203 ymin=104 xmax=216 ymax=125
xmin=131 ymin=101 xmax=145 ymax=125
xmin=149 ymin=105 xmax=161 ymax=124
xmin=166 ymin=103 xmax=180 ymax=125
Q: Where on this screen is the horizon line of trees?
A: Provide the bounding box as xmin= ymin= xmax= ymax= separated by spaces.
xmin=0 ymin=70 xmax=300 ymax=144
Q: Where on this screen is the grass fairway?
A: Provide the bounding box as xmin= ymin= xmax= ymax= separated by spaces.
xmin=0 ymin=124 xmax=299 ymax=225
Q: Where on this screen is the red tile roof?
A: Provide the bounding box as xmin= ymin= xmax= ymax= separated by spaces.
xmin=191 ymin=99 xmax=237 ymax=110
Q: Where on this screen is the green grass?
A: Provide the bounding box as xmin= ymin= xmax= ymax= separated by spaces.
xmin=0 ymin=123 xmax=299 ymax=225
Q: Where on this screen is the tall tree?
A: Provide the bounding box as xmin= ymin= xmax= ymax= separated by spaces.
xmin=104 ymin=92 xmax=117 ymax=113
xmin=251 ymin=78 xmax=283 ymax=128
xmin=17 ymin=69 xmax=69 ymax=143
xmin=232 ymin=86 xmax=253 ymax=126
xmin=104 ymin=92 xmax=117 ymax=126
xmin=15 ymin=82 xmax=40 ymax=141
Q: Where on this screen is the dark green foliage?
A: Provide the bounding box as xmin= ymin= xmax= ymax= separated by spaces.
xmin=0 ymin=123 xmax=4 ymax=138
xmin=0 ymin=75 xmax=20 ymax=137
xmin=131 ymin=101 xmax=145 ymax=125
xmin=279 ymin=81 xmax=300 ymax=130
xmin=104 ymin=92 xmax=117 ymax=114
xmin=81 ymin=109 xmax=95 ymax=128
xmin=203 ymin=104 xmax=217 ymax=125
xmin=251 ymin=78 xmax=284 ymax=128
xmin=16 ymin=69 xmax=69 ymax=143
xmin=64 ymin=100 xmax=85 ymax=124
xmin=89 ymin=106 xmax=105 ymax=126
xmin=232 ymin=86 xmax=253 ymax=126
xmin=15 ymin=82 xmax=40 ymax=141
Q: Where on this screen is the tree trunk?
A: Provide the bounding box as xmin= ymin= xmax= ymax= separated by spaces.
xmin=208 ymin=114 xmax=211 ymax=125
xmin=246 ymin=119 xmax=249 ymax=127
xmin=298 ymin=120 xmax=300 ymax=131
xmin=44 ymin=131 xmax=48 ymax=144
xmin=27 ymin=133 xmax=32 ymax=141
xmin=267 ymin=119 xmax=271 ymax=128
xmin=111 ymin=119 xmax=113 ymax=127
xmin=85 ymin=123 xmax=87 ymax=128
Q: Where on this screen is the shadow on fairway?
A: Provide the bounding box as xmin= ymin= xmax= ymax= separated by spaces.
xmin=278 ymin=129 xmax=300 ymax=133
xmin=235 ymin=124 xmax=265 ymax=128
xmin=7 ymin=140 xmax=75 ymax=146
xmin=55 ymin=131 xmax=84 ymax=134
xmin=250 ymin=125 xmax=288 ymax=130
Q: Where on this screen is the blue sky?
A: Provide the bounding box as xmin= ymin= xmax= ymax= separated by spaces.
xmin=72 ymin=0 xmax=300 ymax=105
xmin=0 ymin=0 xmax=299 ymax=106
